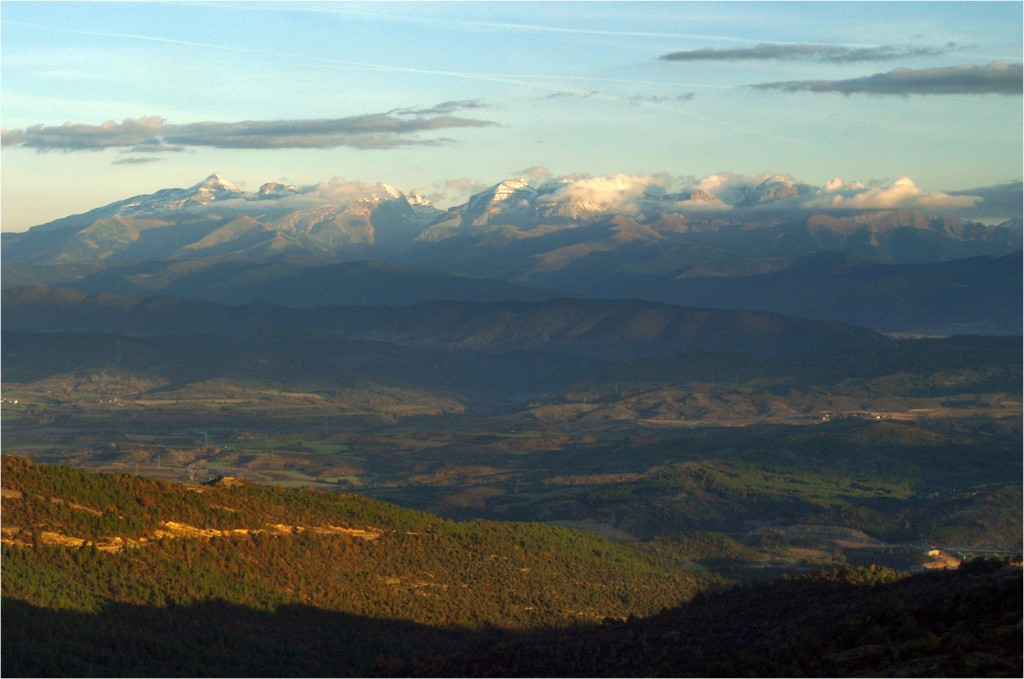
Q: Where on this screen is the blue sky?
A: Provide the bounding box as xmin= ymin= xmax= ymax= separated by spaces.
xmin=2 ymin=1 xmax=1021 ymax=231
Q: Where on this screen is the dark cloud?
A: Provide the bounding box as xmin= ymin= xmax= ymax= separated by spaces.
xmin=542 ymin=91 xmax=694 ymax=105
xmin=112 ymin=157 xmax=163 ymax=165
xmin=947 ymin=181 xmax=1023 ymax=221
xmin=125 ymin=141 xmax=187 ymax=153
xmin=388 ymin=100 xmax=488 ymax=116
xmin=628 ymin=93 xmax=695 ymax=104
xmin=751 ymin=61 xmax=1023 ymax=95
xmin=0 ymin=128 xmax=27 ymax=146
xmin=544 ymin=91 xmax=598 ymax=100
xmin=661 ymin=42 xmax=959 ymax=63
xmin=1 ymin=107 xmax=498 ymax=153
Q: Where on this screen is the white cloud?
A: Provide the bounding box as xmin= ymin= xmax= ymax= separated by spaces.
xmin=529 ymin=172 xmax=983 ymax=216
xmin=536 ymin=173 xmax=673 ymax=215
xmin=689 ymin=172 xmax=799 ymax=206
xmin=804 ymin=176 xmax=980 ymax=210
xmin=516 ymin=166 xmax=554 ymax=185
xmin=310 ymin=177 xmax=402 ymax=204
xmin=427 ymin=178 xmax=491 ymax=207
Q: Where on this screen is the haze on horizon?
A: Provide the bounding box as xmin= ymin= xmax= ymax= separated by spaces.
xmin=1 ymin=1 xmax=1021 ymax=232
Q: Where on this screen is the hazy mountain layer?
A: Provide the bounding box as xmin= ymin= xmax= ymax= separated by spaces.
xmin=2 ymin=287 xmax=884 ymax=359
xmin=32 ymin=257 xmax=553 ymax=307
xmin=4 ymin=174 xmax=1019 ymax=268
xmin=636 ymin=251 xmax=1023 ymax=336
xmin=3 ymin=173 xmax=1019 ymax=336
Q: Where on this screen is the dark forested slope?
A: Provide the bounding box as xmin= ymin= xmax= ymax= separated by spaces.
xmin=3 ymin=457 xmax=1019 ymax=678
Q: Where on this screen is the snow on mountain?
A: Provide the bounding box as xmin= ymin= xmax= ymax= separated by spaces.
xmin=460 ymin=178 xmax=536 ymax=225
xmin=379 ymin=183 xmax=404 ymax=200
xmin=6 ymin=171 xmax=1014 ymax=268
xmin=737 ymin=175 xmax=814 ymax=207
xmin=405 ymin=191 xmax=442 ymax=221
xmin=406 ymin=191 xmax=433 ymax=207
xmin=257 ymin=182 xmax=298 ymax=199
xmin=189 ymin=173 xmax=242 ymax=202
xmin=89 ymin=172 xmax=246 ymax=218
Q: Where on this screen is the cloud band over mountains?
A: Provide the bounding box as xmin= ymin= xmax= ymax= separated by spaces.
xmin=661 ymin=42 xmax=959 ymax=63
xmin=524 ymin=171 xmax=982 ymax=215
xmin=0 ymin=105 xmax=497 ymax=154
xmin=751 ymin=61 xmax=1023 ymax=95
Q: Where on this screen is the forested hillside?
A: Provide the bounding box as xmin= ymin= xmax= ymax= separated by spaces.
xmin=2 ymin=457 xmax=1019 ymax=677
xmin=1 ymin=456 xmax=709 ymax=676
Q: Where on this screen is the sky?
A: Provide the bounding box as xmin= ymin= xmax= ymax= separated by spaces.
xmin=1 ymin=1 xmax=1022 ymax=231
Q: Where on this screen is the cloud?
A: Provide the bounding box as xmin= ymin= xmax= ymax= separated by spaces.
xmin=429 ymin=177 xmax=491 ymax=206
xmin=111 ymin=156 xmax=163 ymax=165
xmin=387 ymin=100 xmax=489 ymax=116
xmin=0 ymin=128 xmax=26 ymax=146
xmin=542 ymin=90 xmax=694 ymax=107
xmin=2 ymin=116 xmax=165 ymax=150
xmin=661 ymin=42 xmax=959 ymax=63
xmin=528 ymin=172 xmax=985 ymax=216
xmin=686 ymin=172 xmax=790 ymax=206
xmin=516 ymin=166 xmax=554 ymax=185
xmin=803 ymin=176 xmax=980 ymax=210
xmin=442 ymin=178 xmax=486 ymax=194
xmin=1 ymin=108 xmax=498 ymax=152
xmin=308 ymin=177 xmax=403 ymax=204
xmin=751 ymin=61 xmax=1023 ymax=95
xmin=946 ymin=182 xmax=1023 ymax=222
xmin=544 ymin=90 xmax=598 ymax=100
xmin=124 ymin=141 xmax=187 ymax=153
xmin=627 ymin=93 xmax=695 ymax=104
xmin=536 ymin=173 xmax=674 ymax=216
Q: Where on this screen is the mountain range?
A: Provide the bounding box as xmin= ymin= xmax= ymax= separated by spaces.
xmin=2 ymin=172 xmax=1021 ymax=335
xmin=3 ymin=174 xmax=1020 ymax=678
xmin=1 ymin=287 xmax=884 ymax=360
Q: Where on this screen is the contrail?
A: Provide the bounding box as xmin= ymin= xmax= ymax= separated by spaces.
xmin=3 ymin=20 xmax=267 ymax=55
xmin=4 ymin=18 xmax=809 ymax=144
xmin=198 ymin=2 xmax=875 ymax=48
xmin=3 ymin=19 xmax=735 ymax=92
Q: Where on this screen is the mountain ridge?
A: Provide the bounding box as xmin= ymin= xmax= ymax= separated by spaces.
xmin=5 ymin=172 xmax=1019 ymax=267
xmin=3 ymin=172 xmax=1018 ymax=336
xmin=1 ymin=286 xmax=886 ymax=359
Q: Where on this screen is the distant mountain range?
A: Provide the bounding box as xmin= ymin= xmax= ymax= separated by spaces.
xmin=1 ymin=287 xmax=884 ymax=359
xmin=2 ymin=173 xmax=1020 ymax=335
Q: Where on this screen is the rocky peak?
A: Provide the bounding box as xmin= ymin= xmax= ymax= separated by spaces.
xmin=738 ymin=175 xmax=811 ymax=207
xmin=187 ymin=173 xmax=243 ymax=205
xmin=405 ymin=191 xmax=433 ymax=207
xmin=460 ymin=178 xmax=536 ymax=225
xmin=257 ymin=182 xmax=298 ymax=199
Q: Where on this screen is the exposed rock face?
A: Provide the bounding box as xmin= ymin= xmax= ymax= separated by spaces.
xmin=205 ymin=475 xmax=246 ymax=488
xmin=257 ymin=182 xmax=298 ymax=199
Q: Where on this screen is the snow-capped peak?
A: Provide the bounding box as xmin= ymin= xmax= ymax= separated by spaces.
xmin=192 ymin=173 xmax=240 ymax=192
xmin=467 ymin=178 xmax=532 ymax=208
xmin=492 ymin=178 xmax=531 ymax=200
xmin=186 ymin=173 xmax=243 ymax=205
xmin=759 ymin=175 xmax=792 ymax=187
xmin=453 ymin=178 xmax=536 ymax=226
xmin=257 ymin=181 xmax=298 ymax=199
xmin=406 ymin=191 xmax=433 ymax=207
xmin=380 ymin=183 xmax=403 ymax=200
xmin=738 ymin=175 xmax=812 ymax=206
